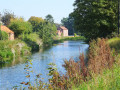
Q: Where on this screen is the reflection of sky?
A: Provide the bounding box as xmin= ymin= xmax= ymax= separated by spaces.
xmin=0 ymin=41 xmax=89 ymax=89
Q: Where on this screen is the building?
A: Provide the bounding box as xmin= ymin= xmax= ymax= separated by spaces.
xmin=0 ymin=25 xmax=14 ymax=40
xmin=57 ymin=26 xmax=68 ymax=36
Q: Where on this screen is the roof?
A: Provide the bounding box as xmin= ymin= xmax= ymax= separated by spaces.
xmin=0 ymin=25 xmax=14 ymax=34
xmin=60 ymin=26 xmax=68 ymax=30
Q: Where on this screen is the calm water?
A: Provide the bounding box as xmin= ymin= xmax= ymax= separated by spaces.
xmin=0 ymin=41 xmax=89 ymax=89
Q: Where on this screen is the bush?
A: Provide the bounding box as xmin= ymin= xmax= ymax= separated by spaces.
xmin=0 ymin=31 xmax=8 ymax=40
xmin=74 ymin=33 xmax=77 ymax=37
xmin=88 ymin=38 xmax=115 ymax=74
xmin=0 ymin=40 xmax=31 ymax=63
xmin=19 ymin=33 xmax=42 ymax=51
xmin=107 ymin=37 xmax=120 ymax=53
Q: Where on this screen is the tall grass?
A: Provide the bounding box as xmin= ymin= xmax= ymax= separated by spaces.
xmin=107 ymin=37 xmax=120 ymax=53
xmin=73 ymin=64 xmax=120 ymax=90
xmin=47 ymin=38 xmax=115 ymax=90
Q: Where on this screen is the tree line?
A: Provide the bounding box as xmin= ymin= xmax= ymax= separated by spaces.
xmin=71 ymin=0 xmax=118 ymax=39
xmin=0 ymin=11 xmax=57 ymax=45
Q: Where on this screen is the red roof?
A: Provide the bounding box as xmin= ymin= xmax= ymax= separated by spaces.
xmin=60 ymin=26 xmax=68 ymax=30
xmin=0 ymin=25 xmax=14 ymax=34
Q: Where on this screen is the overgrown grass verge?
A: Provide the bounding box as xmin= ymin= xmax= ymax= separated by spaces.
xmin=53 ymin=36 xmax=86 ymax=44
xmin=73 ymin=63 xmax=120 ymax=90
xmin=0 ymin=39 xmax=31 ymax=63
xmin=107 ymin=37 xmax=120 ymax=53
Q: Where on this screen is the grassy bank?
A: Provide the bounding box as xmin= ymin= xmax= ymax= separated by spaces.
xmin=53 ymin=36 xmax=86 ymax=44
xmin=107 ymin=37 xmax=120 ymax=53
xmin=73 ymin=38 xmax=120 ymax=90
xmin=0 ymin=39 xmax=31 ymax=63
xmin=73 ymin=63 xmax=120 ymax=90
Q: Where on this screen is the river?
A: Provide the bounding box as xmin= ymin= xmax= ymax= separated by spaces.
xmin=0 ymin=40 xmax=89 ymax=89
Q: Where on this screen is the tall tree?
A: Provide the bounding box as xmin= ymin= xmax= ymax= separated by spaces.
xmin=71 ymin=0 xmax=118 ymax=39
xmin=28 ymin=16 xmax=44 ymax=32
xmin=61 ymin=16 xmax=74 ymax=35
xmin=37 ymin=21 xmax=57 ymax=45
xmin=45 ymin=14 xmax=54 ymax=23
xmin=1 ymin=10 xmax=15 ymax=26
xmin=9 ymin=18 xmax=32 ymax=37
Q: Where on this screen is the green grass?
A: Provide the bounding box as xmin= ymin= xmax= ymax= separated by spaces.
xmin=107 ymin=37 xmax=120 ymax=53
xmin=73 ymin=64 xmax=120 ymax=90
xmin=53 ymin=36 xmax=86 ymax=44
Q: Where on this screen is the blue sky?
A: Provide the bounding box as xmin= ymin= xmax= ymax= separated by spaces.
xmin=0 ymin=0 xmax=75 ymax=23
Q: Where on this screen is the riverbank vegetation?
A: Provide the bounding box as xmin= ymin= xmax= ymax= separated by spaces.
xmin=53 ymin=36 xmax=86 ymax=44
xmin=0 ymin=39 xmax=31 ymax=63
xmin=18 ymin=38 xmax=120 ymax=90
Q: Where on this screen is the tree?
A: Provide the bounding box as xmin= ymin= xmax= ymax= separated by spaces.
xmin=37 ymin=21 xmax=57 ymax=45
xmin=61 ymin=16 xmax=74 ymax=35
xmin=9 ymin=18 xmax=32 ymax=37
xmin=1 ymin=10 xmax=15 ymax=26
xmin=71 ymin=0 xmax=118 ymax=39
xmin=28 ymin=16 xmax=44 ymax=32
xmin=45 ymin=14 xmax=54 ymax=23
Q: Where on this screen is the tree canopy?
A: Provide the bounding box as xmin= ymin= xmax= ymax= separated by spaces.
xmin=61 ymin=16 xmax=74 ymax=35
xmin=71 ymin=0 xmax=118 ymax=39
xmin=37 ymin=21 xmax=57 ymax=45
xmin=28 ymin=16 xmax=44 ymax=32
xmin=9 ymin=18 xmax=33 ymax=37
xmin=45 ymin=14 xmax=54 ymax=23
xmin=1 ymin=10 xmax=15 ymax=26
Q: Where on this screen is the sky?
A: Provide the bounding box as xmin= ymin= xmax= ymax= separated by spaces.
xmin=0 ymin=0 xmax=75 ymax=23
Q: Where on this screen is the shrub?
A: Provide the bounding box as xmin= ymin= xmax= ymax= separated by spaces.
xmin=107 ymin=37 xmax=120 ymax=53
xmin=88 ymin=38 xmax=115 ymax=74
xmin=0 ymin=40 xmax=31 ymax=63
xmin=74 ymin=33 xmax=77 ymax=37
xmin=19 ymin=33 xmax=42 ymax=51
xmin=0 ymin=31 xmax=8 ymax=40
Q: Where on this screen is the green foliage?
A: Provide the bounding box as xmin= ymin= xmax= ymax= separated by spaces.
xmin=45 ymin=14 xmax=54 ymax=23
xmin=71 ymin=0 xmax=118 ymax=39
xmin=28 ymin=16 xmax=57 ymax=45
xmin=74 ymin=64 xmax=120 ymax=90
xmin=28 ymin=16 xmax=44 ymax=32
xmin=1 ymin=10 xmax=15 ymax=26
xmin=37 ymin=22 xmax=57 ymax=45
xmin=0 ymin=31 xmax=8 ymax=40
xmin=19 ymin=33 xmax=42 ymax=51
xmin=61 ymin=16 xmax=74 ymax=35
xmin=53 ymin=36 xmax=86 ymax=44
xmin=107 ymin=37 xmax=120 ymax=53
xmin=74 ymin=33 xmax=77 ymax=37
xmin=0 ymin=40 xmax=31 ymax=63
xmin=9 ymin=18 xmax=33 ymax=37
